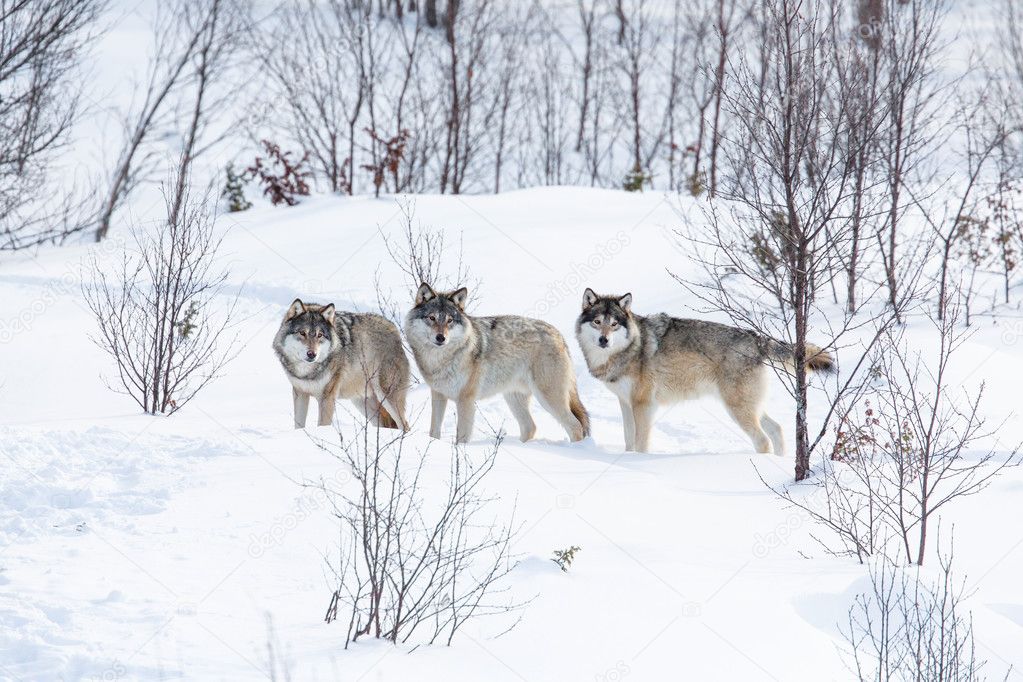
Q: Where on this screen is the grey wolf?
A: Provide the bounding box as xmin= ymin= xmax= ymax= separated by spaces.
xmin=575 ymin=288 xmax=833 ymax=454
xmin=404 ymin=283 xmax=590 ymax=444
xmin=273 ymin=299 xmax=410 ymax=429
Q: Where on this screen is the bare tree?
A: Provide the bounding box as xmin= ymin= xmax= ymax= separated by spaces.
xmin=96 ymin=0 xmax=241 ymax=242
xmin=836 ymin=1 xmax=886 ymax=313
xmin=615 ymin=0 xmax=663 ymax=186
xmin=249 ymin=0 xmax=374 ymax=195
xmin=685 ymin=0 xmax=718 ymax=195
xmin=168 ymin=0 xmax=245 ymax=224
xmin=679 ymin=0 xmax=912 ymax=481
xmin=438 ymin=0 xmax=500 ymax=194
xmin=375 ymin=7 xmax=439 ymax=193
xmin=984 ymin=147 xmax=1023 ymax=306
xmin=0 ymin=0 xmax=104 ymax=250
xmin=706 ymin=0 xmax=740 ymax=197
xmin=486 ymin=2 xmax=529 ymax=193
xmin=924 ymin=91 xmax=1010 ymax=322
xmin=999 ymin=0 xmax=1023 ymax=129
xmin=83 ymin=169 xmax=239 ymax=414
xmin=527 ymin=27 xmax=573 ymax=187
xmin=875 ymin=0 xmax=949 ymax=314
xmin=320 ymin=421 xmax=524 ymax=647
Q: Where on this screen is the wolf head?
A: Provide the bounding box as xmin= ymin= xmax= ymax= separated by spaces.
xmin=577 ymin=288 xmax=634 ymax=352
xmin=406 ymin=283 xmax=469 ymax=348
xmin=279 ymin=298 xmax=336 ymax=364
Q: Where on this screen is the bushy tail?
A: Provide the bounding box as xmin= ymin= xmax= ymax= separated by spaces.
xmin=766 ymin=339 xmax=835 ymax=373
xmin=569 ymin=387 xmax=591 ymax=437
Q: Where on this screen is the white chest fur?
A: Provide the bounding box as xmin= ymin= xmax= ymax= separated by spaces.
xmin=417 ymin=351 xmax=468 ymax=399
xmin=604 ymin=376 xmax=634 ymax=402
xmin=288 ymin=372 xmax=331 ymax=397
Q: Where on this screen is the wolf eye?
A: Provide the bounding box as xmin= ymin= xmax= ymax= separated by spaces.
xmin=316 ymin=331 xmax=323 ymax=338
xmin=299 ymin=331 xmax=307 ymax=337
xmin=591 ymin=319 xmax=601 ymax=328
xmin=428 ymin=315 xmax=436 ymax=322
xmin=610 ymin=320 xmax=619 ymax=328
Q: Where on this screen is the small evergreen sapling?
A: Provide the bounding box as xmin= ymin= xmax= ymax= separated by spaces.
xmin=622 ymin=166 xmax=650 ymax=192
xmin=551 ymin=546 xmax=581 ymax=572
xmin=221 ymin=163 xmax=252 ymax=212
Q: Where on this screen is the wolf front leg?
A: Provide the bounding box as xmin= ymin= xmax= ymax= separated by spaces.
xmin=430 ymin=390 xmax=448 ymax=439
xmin=293 ymin=388 xmax=310 ymax=429
xmin=454 ymin=393 xmax=477 ymax=444
xmin=631 ymin=399 xmax=656 ymax=453
xmin=618 ymin=397 xmax=636 ymax=451
xmin=317 ymin=387 xmax=339 ymax=427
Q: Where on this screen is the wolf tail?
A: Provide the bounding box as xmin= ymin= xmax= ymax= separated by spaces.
xmin=569 ymin=387 xmax=591 ymax=437
xmin=766 ymin=339 xmax=835 ymax=373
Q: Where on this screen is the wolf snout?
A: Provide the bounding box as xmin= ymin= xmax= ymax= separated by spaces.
xmin=598 ymin=335 xmax=609 ymax=348
xmin=435 ymin=334 xmax=446 ymax=345
xmin=305 ymin=349 xmax=316 ymax=361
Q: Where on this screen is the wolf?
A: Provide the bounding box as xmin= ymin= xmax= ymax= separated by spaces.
xmin=575 ymin=288 xmax=834 ymax=455
xmin=273 ymin=299 xmax=410 ymax=430
xmin=404 ymin=283 xmax=590 ymax=444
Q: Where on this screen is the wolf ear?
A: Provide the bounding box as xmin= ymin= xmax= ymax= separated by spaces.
xmin=582 ymin=288 xmax=598 ymax=309
xmin=286 ymin=298 xmax=306 ymax=320
xmin=450 ymin=287 xmax=468 ymax=310
xmin=415 ymin=283 xmax=436 ymax=305
xmin=320 ymin=303 xmax=335 ymax=324
xmin=618 ymin=293 xmax=633 ymax=312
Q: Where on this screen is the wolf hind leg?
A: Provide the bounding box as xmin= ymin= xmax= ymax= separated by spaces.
xmin=503 ymin=392 xmax=536 ymax=442
xmin=761 ymin=414 xmax=784 ymax=456
xmin=722 ymin=395 xmax=772 ymax=454
xmin=373 ymin=382 xmax=407 ymax=431
xmin=533 ymin=383 xmax=586 ymax=442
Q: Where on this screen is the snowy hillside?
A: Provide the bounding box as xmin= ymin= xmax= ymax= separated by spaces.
xmin=2 ymin=189 xmax=1021 ymax=680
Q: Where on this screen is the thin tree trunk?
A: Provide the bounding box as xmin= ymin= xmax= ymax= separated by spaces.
xmin=708 ymin=0 xmax=730 ymax=198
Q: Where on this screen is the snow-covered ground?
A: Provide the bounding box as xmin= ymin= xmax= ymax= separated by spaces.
xmin=1 ymin=188 xmax=1021 ymax=681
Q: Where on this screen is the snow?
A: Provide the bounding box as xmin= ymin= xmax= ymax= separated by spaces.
xmin=1 ymin=187 xmax=1021 ymax=681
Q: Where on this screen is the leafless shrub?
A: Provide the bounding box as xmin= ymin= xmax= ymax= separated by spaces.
xmin=96 ymin=0 xmax=244 ymax=241
xmin=0 ymin=0 xmax=104 ymax=250
xmin=375 ymin=197 xmax=479 ymax=330
xmin=83 ymin=169 xmax=239 ymax=414
xmin=319 ymin=421 xmax=525 ymax=647
xmin=843 ymin=542 xmax=991 ymax=681
xmin=773 ymin=295 xmax=1020 ymax=565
